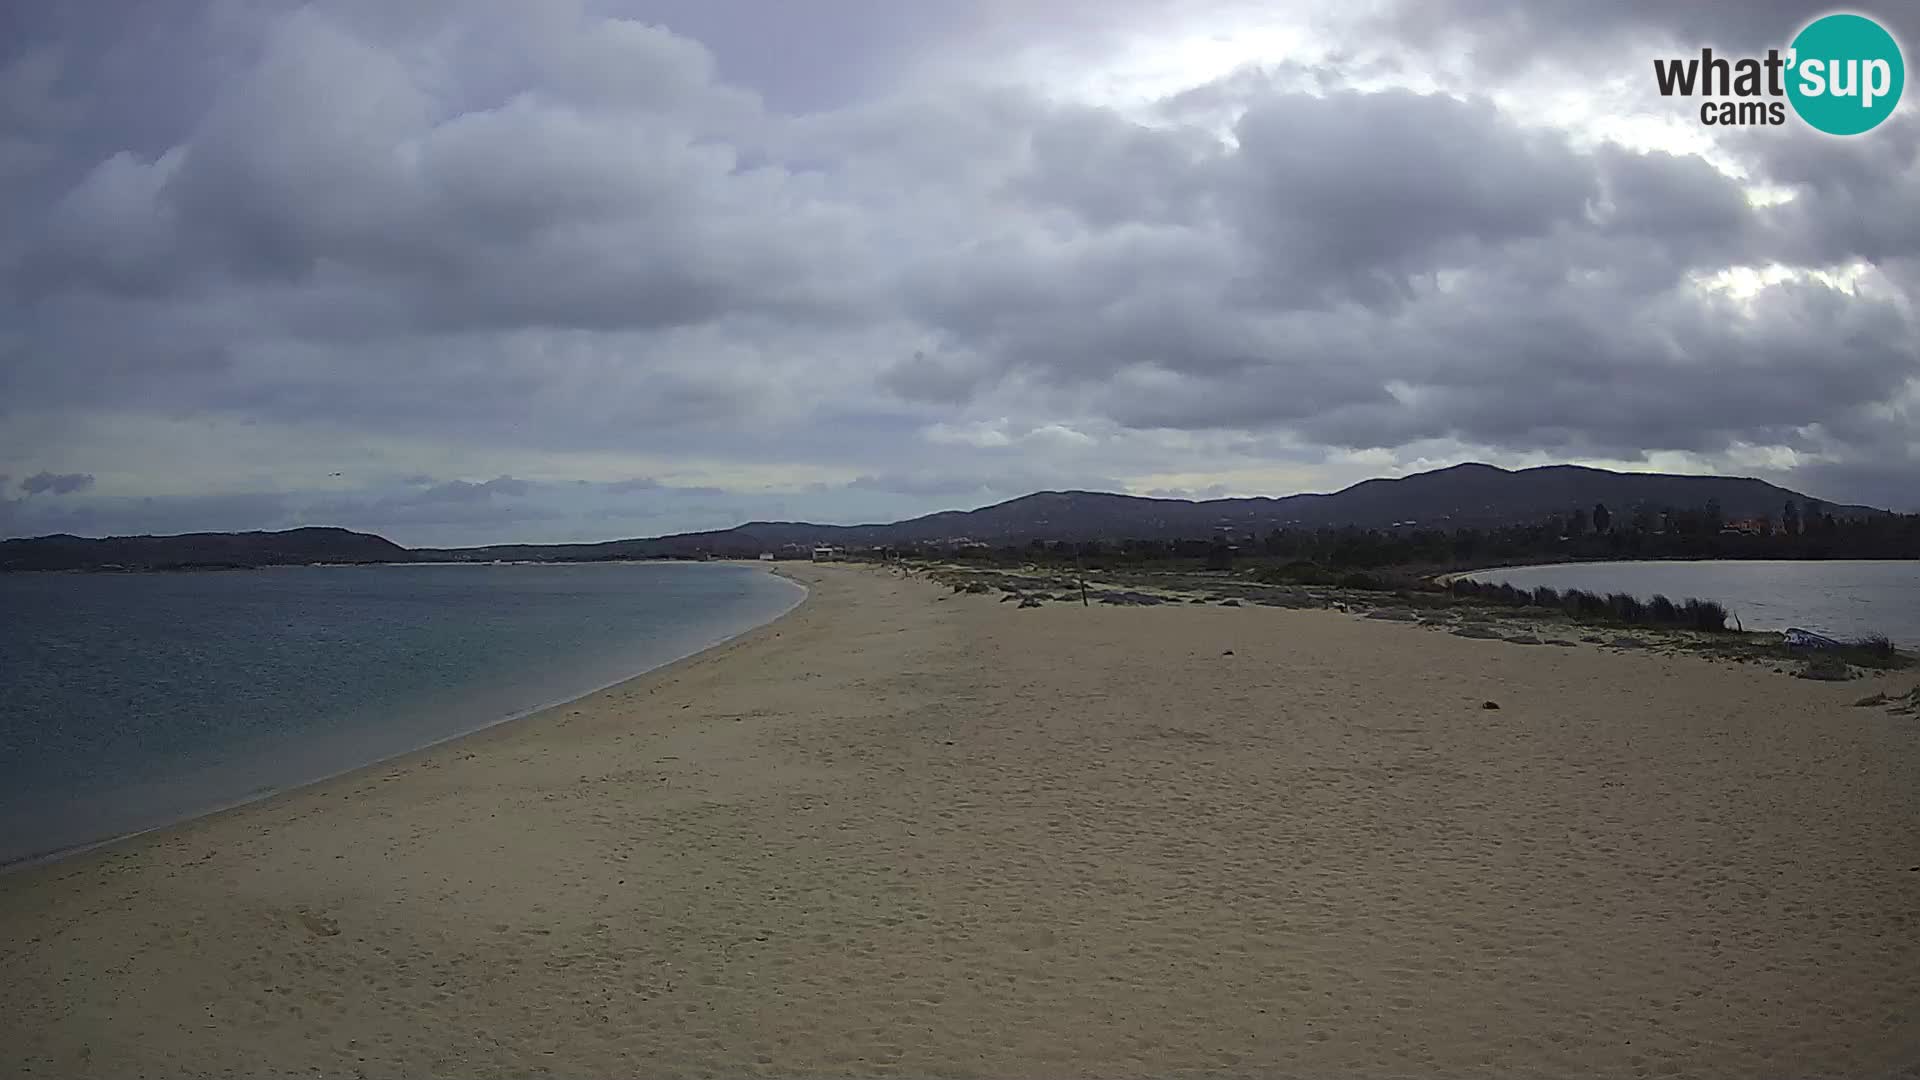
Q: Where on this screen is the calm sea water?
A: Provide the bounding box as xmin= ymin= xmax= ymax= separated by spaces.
xmin=1462 ymin=560 xmax=1920 ymax=644
xmin=0 ymin=562 xmax=804 ymax=867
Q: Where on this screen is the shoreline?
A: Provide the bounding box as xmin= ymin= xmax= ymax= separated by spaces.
xmin=5 ymin=563 xmax=1915 ymax=1078
xmin=1434 ymin=553 xmax=1920 ymax=584
xmin=1448 ymin=558 xmax=1918 ymax=644
xmin=0 ymin=563 xmax=810 ymax=875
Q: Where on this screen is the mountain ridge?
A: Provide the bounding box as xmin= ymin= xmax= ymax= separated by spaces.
xmin=415 ymin=463 xmax=1885 ymax=561
xmin=2 ymin=463 xmax=1889 ymax=570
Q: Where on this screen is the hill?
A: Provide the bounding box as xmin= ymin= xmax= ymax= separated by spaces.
xmin=421 ymin=463 xmax=1882 ymax=560
xmin=5 ymin=465 xmax=1882 ymax=569
xmin=0 ymin=527 xmax=410 ymax=572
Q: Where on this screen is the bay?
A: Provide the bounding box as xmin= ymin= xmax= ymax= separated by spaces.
xmin=0 ymin=562 xmax=804 ymax=867
xmin=1462 ymin=559 xmax=1919 ymax=644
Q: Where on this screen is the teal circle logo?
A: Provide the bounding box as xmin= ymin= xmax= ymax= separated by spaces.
xmin=1787 ymin=13 xmax=1904 ymax=135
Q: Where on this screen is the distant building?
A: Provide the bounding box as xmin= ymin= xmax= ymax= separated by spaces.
xmin=811 ymin=546 xmax=840 ymax=562
xmin=759 ymin=552 xmax=775 ymax=561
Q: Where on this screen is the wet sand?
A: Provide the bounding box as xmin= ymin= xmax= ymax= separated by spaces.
xmin=3 ymin=563 xmax=1917 ymax=1078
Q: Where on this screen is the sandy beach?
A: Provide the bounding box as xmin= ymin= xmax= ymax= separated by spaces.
xmin=3 ymin=562 xmax=1917 ymax=1078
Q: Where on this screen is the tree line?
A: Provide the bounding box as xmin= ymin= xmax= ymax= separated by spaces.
xmin=899 ymin=498 xmax=1920 ymax=570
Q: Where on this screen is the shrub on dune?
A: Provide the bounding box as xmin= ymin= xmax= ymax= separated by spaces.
xmin=1606 ymin=593 xmax=1645 ymax=623
xmin=1680 ymin=598 xmax=1728 ymax=632
xmin=1647 ymin=595 xmax=1677 ymax=623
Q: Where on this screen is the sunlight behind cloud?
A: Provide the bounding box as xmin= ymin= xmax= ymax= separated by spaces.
xmin=1690 ymin=261 xmax=1887 ymax=308
xmin=1012 ymin=5 xmax=1358 ymax=113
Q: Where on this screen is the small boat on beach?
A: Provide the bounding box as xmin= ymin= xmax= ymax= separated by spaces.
xmin=1783 ymin=627 xmax=1842 ymax=649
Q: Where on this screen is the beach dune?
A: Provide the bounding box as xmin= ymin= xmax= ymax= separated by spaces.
xmin=3 ymin=564 xmax=1917 ymax=1078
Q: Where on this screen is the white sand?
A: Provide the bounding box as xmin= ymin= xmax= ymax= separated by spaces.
xmin=3 ymin=563 xmax=1917 ymax=1078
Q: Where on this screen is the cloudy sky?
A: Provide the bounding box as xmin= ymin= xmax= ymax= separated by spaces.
xmin=3 ymin=1 xmax=1916 ymax=545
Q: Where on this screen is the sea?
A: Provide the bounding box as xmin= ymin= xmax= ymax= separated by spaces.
xmin=1461 ymin=559 xmax=1920 ymax=645
xmin=0 ymin=562 xmax=805 ymax=868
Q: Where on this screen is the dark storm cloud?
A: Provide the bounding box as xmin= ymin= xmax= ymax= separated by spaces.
xmin=1770 ymin=459 xmax=1920 ymax=514
xmin=890 ymin=83 xmax=1913 ymax=464
xmin=2 ymin=0 xmax=1915 ymax=542
xmin=1738 ymin=120 xmax=1920 ymax=268
xmin=1008 ymin=103 xmax=1227 ymax=229
xmin=0 ymin=44 xmax=67 ymax=184
xmin=19 ymin=471 xmax=94 ymax=495
xmin=589 ymin=0 xmax=975 ymax=111
xmin=1592 ymin=146 xmax=1761 ymax=259
xmin=1227 ymin=90 xmax=1596 ymax=307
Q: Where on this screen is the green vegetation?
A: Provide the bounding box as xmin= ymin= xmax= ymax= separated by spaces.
xmin=1443 ymin=577 xmax=1731 ymax=632
xmin=878 ymin=499 xmax=1915 ymax=670
xmin=896 ymin=500 xmax=1919 ymax=572
xmin=912 ymin=551 xmax=1914 ymax=678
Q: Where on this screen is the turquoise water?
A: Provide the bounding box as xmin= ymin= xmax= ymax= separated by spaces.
xmin=1462 ymin=560 xmax=1920 ymax=644
xmin=0 ymin=562 xmax=804 ymax=867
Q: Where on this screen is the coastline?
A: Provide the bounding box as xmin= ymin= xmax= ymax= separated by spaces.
xmin=0 ymin=562 xmax=810 ymax=874
xmin=4 ymin=563 xmax=1916 ymax=1078
xmin=1434 ymin=554 xmax=1920 ymax=585
xmin=1449 ymin=558 xmax=1920 ymax=644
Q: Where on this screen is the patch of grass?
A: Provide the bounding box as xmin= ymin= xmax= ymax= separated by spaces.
xmin=1254 ymin=560 xmax=1333 ymax=586
xmin=1797 ymin=655 xmax=1854 ymax=681
xmin=1394 ymin=590 xmax=1466 ymax=610
xmin=1845 ymin=634 xmax=1904 ymax=670
xmin=1685 ymin=630 xmax=1913 ymax=675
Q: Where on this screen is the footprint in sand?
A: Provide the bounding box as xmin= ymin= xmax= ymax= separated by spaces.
xmin=296 ymin=910 xmax=340 ymax=937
